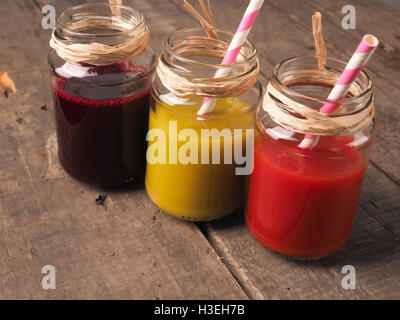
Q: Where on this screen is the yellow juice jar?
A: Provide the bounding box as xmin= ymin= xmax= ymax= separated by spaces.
xmin=145 ymin=29 xmax=262 ymax=221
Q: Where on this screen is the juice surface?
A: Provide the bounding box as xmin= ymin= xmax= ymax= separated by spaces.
xmin=246 ymin=129 xmax=370 ymax=258
xmin=145 ymin=95 xmax=255 ymax=221
xmin=53 ymin=62 xmax=150 ymax=186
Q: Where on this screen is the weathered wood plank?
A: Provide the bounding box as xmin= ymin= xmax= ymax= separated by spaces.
xmin=0 ymin=0 xmax=247 ymax=299
xmin=0 ymin=0 xmax=45 ymax=71
xmin=1 ymin=0 xmax=399 ymax=300
xmin=201 ymin=165 xmax=400 ymax=300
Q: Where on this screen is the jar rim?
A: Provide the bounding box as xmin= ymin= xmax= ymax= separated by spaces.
xmin=151 ymin=81 xmax=262 ymax=122
xmin=272 ymin=55 xmax=373 ymax=105
xmin=48 ymin=47 xmax=157 ymax=85
xmin=57 ymin=3 xmax=145 ymax=39
xmin=164 ymin=28 xmax=258 ymax=69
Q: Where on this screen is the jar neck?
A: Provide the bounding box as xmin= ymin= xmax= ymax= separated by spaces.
xmin=162 ymin=28 xmax=258 ymax=84
xmin=270 ymin=55 xmax=373 ymax=117
xmin=260 ymin=55 xmax=374 ymax=137
xmin=50 ymin=3 xmax=150 ymax=67
xmin=49 ymin=5 xmax=155 ymax=88
xmin=156 ymin=28 xmax=260 ymax=99
xmin=55 ymin=3 xmax=145 ymax=45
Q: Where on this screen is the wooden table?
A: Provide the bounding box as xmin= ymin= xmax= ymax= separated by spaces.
xmin=0 ymin=0 xmax=399 ymax=300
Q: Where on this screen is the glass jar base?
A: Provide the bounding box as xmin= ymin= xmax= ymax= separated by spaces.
xmin=166 ymin=211 xmax=233 ymax=223
xmin=246 ymin=215 xmax=351 ymax=260
xmin=145 ymin=182 xmax=236 ymax=222
xmin=59 ymin=156 xmax=142 ymax=187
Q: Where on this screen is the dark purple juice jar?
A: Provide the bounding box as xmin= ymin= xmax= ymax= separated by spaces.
xmin=48 ymin=3 xmax=155 ymax=186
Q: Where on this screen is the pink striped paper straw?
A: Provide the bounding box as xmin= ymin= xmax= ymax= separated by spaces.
xmin=197 ymin=0 xmax=264 ymax=117
xmin=299 ymin=34 xmax=379 ymax=149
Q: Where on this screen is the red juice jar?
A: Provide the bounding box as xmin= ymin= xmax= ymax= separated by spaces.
xmin=246 ymin=56 xmax=375 ymax=259
xmin=48 ymin=4 xmax=155 ymax=186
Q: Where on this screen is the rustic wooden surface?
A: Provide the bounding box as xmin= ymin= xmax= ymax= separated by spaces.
xmin=0 ymin=0 xmax=399 ymax=299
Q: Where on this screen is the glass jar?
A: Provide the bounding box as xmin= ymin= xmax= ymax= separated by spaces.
xmin=146 ymin=28 xmax=262 ymax=221
xmin=246 ymin=55 xmax=375 ymax=259
xmin=48 ymin=3 xmax=156 ymax=186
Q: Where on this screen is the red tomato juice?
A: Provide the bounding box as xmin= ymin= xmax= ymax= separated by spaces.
xmin=246 ymin=129 xmax=370 ymax=258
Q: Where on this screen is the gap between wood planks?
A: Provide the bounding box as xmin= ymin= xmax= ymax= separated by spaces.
xmin=196 ymin=223 xmax=260 ymax=299
xmin=369 ymin=160 xmax=400 ymax=189
xmin=31 ymin=0 xmax=41 ymax=10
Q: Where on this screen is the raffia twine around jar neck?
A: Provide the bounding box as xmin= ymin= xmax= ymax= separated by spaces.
xmin=263 ymin=55 xmax=375 ymax=136
xmin=49 ymin=3 xmax=150 ymax=66
xmin=156 ymin=28 xmax=260 ymax=98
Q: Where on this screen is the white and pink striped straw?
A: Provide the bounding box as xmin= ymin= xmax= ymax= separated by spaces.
xmin=197 ymin=0 xmax=264 ymax=117
xmin=299 ymin=34 xmax=379 ymax=149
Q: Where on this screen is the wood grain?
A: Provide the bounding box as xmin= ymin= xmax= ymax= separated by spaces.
xmin=201 ymin=165 xmax=400 ymax=299
xmin=169 ymin=0 xmax=400 ymax=299
xmin=0 ymin=0 xmax=399 ymax=300
xmin=0 ymin=0 xmax=246 ymax=299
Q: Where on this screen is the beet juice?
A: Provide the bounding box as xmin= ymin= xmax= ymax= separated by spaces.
xmin=48 ymin=4 xmax=155 ymax=186
xmin=246 ymin=56 xmax=375 ymax=258
xmin=52 ymin=63 xmax=152 ymax=186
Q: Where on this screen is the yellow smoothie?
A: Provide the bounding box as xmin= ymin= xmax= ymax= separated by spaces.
xmin=145 ymin=94 xmax=255 ymax=221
